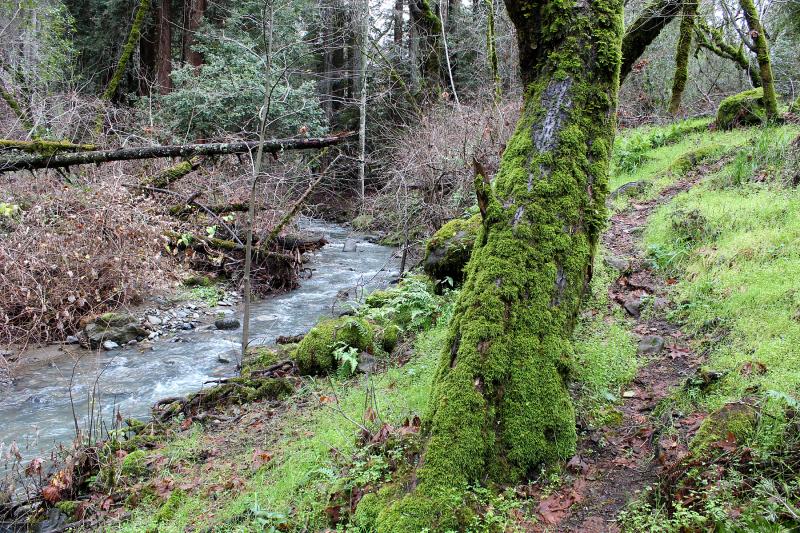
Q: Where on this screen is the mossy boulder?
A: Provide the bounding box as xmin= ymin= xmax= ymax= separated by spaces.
xmin=668 ymin=144 xmax=722 ymax=174
xmin=54 ymin=500 xmax=79 ymax=520
xmin=379 ymin=323 xmax=402 ymax=352
xmin=294 ymin=317 xmax=374 ymax=375
xmin=690 ymin=402 xmax=758 ymax=453
xmin=423 ymin=215 xmax=480 ymax=286
xmin=716 ymin=88 xmax=766 ymax=129
xmin=120 ymin=449 xmax=148 ymax=479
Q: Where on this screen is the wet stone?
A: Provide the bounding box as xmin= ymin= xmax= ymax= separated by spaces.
xmin=215 ymin=317 xmax=241 ymax=330
xmin=102 ymin=340 xmax=119 ymax=351
xmin=624 ymin=297 xmax=643 ymax=318
xmin=638 ymin=335 xmax=665 ymax=355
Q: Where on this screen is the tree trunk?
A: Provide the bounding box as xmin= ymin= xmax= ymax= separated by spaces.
xmin=739 ymin=0 xmax=778 ymax=118
xmin=394 ymin=0 xmax=404 ymax=45
xmin=668 ymin=0 xmax=698 ymax=114
xmin=184 ymin=0 xmax=206 ymax=69
xmin=156 ymin=0 xmax=173 ymax=93
xmin=485 ymin=0 xmax=501 ymax=103
xmin=409 ymin=0 xmax=443 ymax=95
xmin=377 ymin=0 xmax=623 ymax=527
xmin=620 ymin=0 xmax=681 ymax=83
xmin=139 ymin=7 xmax=157 ymax=96
xmin=100 ymin=0 xmax=153 ymax=102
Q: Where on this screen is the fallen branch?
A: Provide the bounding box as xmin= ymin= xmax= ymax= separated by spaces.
xmin=168 ymin=201 xmax=249 ymax=218
xmin=0 ymin=133 xmax=354 ymax=173
xmin=0 ymin=139 xmax=96 ymax=153
xmin=141 ymin=156 xmax=203 ymax=189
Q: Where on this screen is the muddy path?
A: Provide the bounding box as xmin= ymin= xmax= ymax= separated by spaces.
xmin=536 ymin=163 xmax=728 ymax=532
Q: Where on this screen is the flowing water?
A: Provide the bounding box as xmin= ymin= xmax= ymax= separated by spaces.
xmin=0 ymin=220 xmax=398 ymax=463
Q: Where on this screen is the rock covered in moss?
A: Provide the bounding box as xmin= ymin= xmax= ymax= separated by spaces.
xmin=716 ymin=88 xmax=766 ymax=129
xmin=379 ymin=323 xmax=402 ymax=352
xmin=423 ymin=215 xmax=480 ymax=285
xmin=690 ymin=402 xmax=758 ymax=452
xmin=294 ymin=317 xmax=374 ymax=375
xmin=120 ymin=449 xmax=148 ymax=479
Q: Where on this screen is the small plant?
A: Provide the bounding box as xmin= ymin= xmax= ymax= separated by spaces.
xmin=332 ymin=341 xmax=360 ymax=377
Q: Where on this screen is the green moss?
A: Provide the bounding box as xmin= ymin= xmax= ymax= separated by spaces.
xmin=668 ymin=0 xmax=698 ymax=114
xmin=153 ymin=489 xmax=186 ymax=524
xmin=351 ymin=214 xmax=374 ymax=230
xmin=55 ymin=500 xmax=79 ymax=519
xmin=380 ymin=323 xmax=402 ymax=352
xmin=364 ymin=289 xmax=393 ymax=309
xmin=120 ymin=449 xmax=148 ymax=478
xmin=690 ymin=402 xmax=757 ymax=453
xmin=96 ymin=312 xmax=132 ymax=327
xmin=668 ymin=144 xmax=723 ymax=174
xmin=295 ymin=317 xmax=374 ymax=375
xmin=422 ymin=214 xmax=480 ymax=284
xmin=376 ymin=488 xmax=470 ymax=532
xmin=182 ymin=275 xmax=214 ymax=288
xmin=716 ymin=88 xmax=766 ymax=129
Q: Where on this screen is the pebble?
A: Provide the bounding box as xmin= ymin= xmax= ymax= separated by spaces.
xmin=102 ymin=340 xmax=119 ymax=351
xmin=146 ymin=315 xmax=162 ymax=326
xmin=65 ymin=335 xmax=80 ymax=345
xmin=638 ymin=335 xmax=665 ymax=355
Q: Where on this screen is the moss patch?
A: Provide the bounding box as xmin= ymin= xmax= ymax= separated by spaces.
xmin=295 ymin=316 xmax=374 ymax=375
xmin=716 ymin=88 xmax=766 ymax=129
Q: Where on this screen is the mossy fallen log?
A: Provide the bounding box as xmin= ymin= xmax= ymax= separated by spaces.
xmin=142 ymin=156 xmax=203 ymax=189
xmin=0 ymin=134 xmax=354 ymax=173
xmin=168 ymin=200 xmax=247 ymax=218
xmin=0 ymin=139 xmax=96 ymax=154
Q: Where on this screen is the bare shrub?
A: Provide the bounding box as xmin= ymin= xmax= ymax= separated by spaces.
xmin=367 ymin=97 xmax=520 ymax=246
xmin=0 ymin=172 xmax=170 ymax=348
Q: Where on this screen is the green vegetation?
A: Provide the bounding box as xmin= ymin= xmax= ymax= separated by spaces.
xmin=715 ymin=88 xmax=767 ymax=129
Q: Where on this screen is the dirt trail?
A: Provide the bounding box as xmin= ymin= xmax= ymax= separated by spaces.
xmin=535 ymin=164 xmax=726 ymax=532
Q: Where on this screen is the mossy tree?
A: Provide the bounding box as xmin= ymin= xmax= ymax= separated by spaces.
xmin=739 ymin=0 xmax=778 ymax=118
xmin=409 ymin=0 xmax=444 ymax=96
xmin=668 ymin=0 xmax=698 ymax=114
xmin=620 ymin=0 xmax=682 ymax=82
xmin=694 ymin=18 xmax=762 ymax=88
xmin=376 ymin=0 xmax=624 ymax=527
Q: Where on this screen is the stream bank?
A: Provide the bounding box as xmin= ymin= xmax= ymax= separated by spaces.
xmin=0 ymin=219 xmax=398 ymax=466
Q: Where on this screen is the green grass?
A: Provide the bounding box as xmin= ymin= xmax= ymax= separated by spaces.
xmin=628 ymin=124 xmax=800 ymax=531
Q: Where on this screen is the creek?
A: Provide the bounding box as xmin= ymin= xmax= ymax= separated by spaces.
xmin=0 ymin=220 xmax=398 ymax=464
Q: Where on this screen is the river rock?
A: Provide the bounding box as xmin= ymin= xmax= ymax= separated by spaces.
xmin=342 ymin=238 xmax=358 ymax=252
xmin=215 ymin=317 xmax=241 ymax=330
xmin=638 ymin=335 xmax=665 ymax=355
xmin=604 ymin=256 xmax=631 ymax=273
xmin=610 ymin=181 xmax=647 ymax=200
xmin=83 ymin=313 xmax=148 ymax=348
xmin=623 ymin=297 xmax=643 ymax=318
xmin=146 ymin=315 xmax=162 ymax=326
xmin=102 ymin=340 xmax=119 ymax=351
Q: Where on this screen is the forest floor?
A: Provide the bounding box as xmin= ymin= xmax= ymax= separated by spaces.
xmin=7 ymin=120 xmax=800 ymax=532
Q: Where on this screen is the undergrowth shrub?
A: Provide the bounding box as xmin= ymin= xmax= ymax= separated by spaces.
xmin=0 ymin=176 xmax=168 ymax=347
xmin=614 ymin=118 xmax=711 ymax=175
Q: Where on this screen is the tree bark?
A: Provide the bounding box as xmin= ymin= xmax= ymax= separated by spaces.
xmin=394 ymin=0 xmax=404 ymax=45
xmin=668 ymin=0 xmax=698 ymax=114
xmin=409 ymin=0 xmax=443 ymax=95
xmin=100 ymin=0 xmax=153 ymax=102
xmin=377 ymin=0 xmax=623 ymax=527
xmin=739 ymin=0 xmax=778 ymax=118
xmin=620 ymin=0 xmax=681 ymax=83
xmin=0 ymin=134 xmax=353 ymax=173
xmin=184 ymin=0 xmax=206 ymax=69
xmin=156 ymin=0 xmax=173 ymax=93
xmin=485 ymin=0 xmax=501 ymax=102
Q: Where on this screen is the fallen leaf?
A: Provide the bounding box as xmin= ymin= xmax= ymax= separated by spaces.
xmin=252 ymin=449 xmax=273 ymax=469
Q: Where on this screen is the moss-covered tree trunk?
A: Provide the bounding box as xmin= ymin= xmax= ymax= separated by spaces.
xmin=620 ymin=0 xmax=681 ymax=82
xmin=694 ymin=19 xmax=762 ymax=88
xmin=668 ymin=0 xmax=697 ymax=114
xmin=739 ymin=0 xmax=778 ymax=118
xmin=100 ymin=0 xmax=153 ymax=102
xmin=409 ymin=0 xmax=443 ymax=95
xmin=378 ymin=0 xmax=623 ymax=528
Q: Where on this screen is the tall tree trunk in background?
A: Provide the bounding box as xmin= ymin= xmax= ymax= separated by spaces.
xmin=739 ymin=0 xmax=778 ymax=118
xmin=394 ymin=0 xmax=404 ymax=45
xmin=98 ymin=0 xmax=152 ymax=109
xmin=139 ymin=8 xmax=157 ymax=95
xmin=376 ymin=0 xmax=623 ymax=527
xmin=156 ymin=0 xmax=173 ymax=93
xmin=485 ymin=0 xmax=501 ymax=102
xmin=184 ymin=0 xmax=206 ymax=69
xmin=409 ymin=0 xmax=443 ymax=95
xmin=668 ymin=0 xmax=697 ymax=114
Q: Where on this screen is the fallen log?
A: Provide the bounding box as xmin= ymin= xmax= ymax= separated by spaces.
xmin=0 ymin=139 xmax=96 ymax=153
xmin=168 ymin=201 xmax=248 ymax=218
xmin=0 ymin=133 xmax=354 ymax=173
xmin=142 ymin=156 xmax=203 ymax=189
